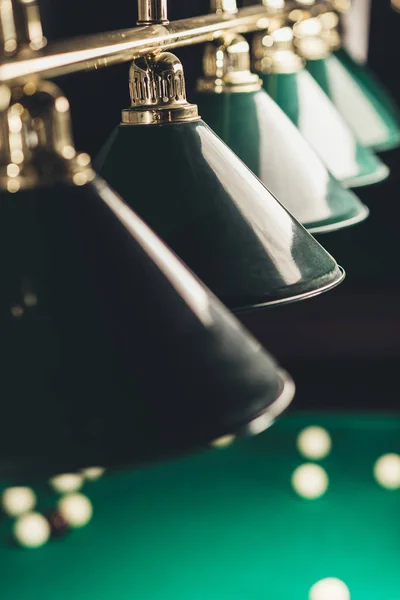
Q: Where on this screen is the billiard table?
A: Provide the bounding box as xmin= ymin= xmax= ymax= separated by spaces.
xmin=1 ymin=412 xmax=399 ymax=600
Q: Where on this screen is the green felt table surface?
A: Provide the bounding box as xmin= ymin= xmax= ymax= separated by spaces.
xmin=1 ymin=412 xmax=400 ymax=599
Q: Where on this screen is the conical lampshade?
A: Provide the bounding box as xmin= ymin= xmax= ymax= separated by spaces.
xmin=303 ymin=6 xmax=400 ymax=152
xmin=194 ymin=33 xmax=368 ymax=234
xmin=97 ymin=52 xmax=345 ymax=313
xmin=307 ymin=48 xmax=400 ymax=152
xmin=0 ymin=81 xmax=296 ymax=481
xmin=255 ymin=24 xmax=389 ymax=188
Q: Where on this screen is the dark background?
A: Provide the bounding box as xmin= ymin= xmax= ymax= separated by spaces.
xmin=38 ymin=0 xmax=400 ymax=411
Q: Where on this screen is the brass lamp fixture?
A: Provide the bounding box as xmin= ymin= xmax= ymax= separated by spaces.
xmin=291 ymin=0 xmax=400 ymax=152
xmin=97 ymin=0 xmax=346 ymax=313
xmin=0 ymin=0 xmax=298 ymax=480
xmin=193 ymin=0 xmax=369 ymax=234
xmin=252 ymin=1 xmax=389 ymax=188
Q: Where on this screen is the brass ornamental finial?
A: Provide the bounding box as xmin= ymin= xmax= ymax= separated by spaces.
xmin=122 ymin=52 xmax=200 ymax=124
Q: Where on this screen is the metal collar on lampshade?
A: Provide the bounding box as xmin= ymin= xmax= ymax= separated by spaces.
xmin=253 ymin=25 xmax=305 ymax=74
xmin=121 ymin=52 xmax=200 ymax=125
xmin=197 ymin=33 xmax=261 ymax=94
xmin=0 ymin=81 xmax=95 ymax=192
xmin=288 ymin=3 xmax=343 ymax=55
xmin=292 ymin=16 xmax=332 ymax=60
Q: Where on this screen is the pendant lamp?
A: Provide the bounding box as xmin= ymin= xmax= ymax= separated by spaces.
xmin=193 ymin=25 xmax=368 ymax=234
xmin=254 ymin=19 xmax=389 ymax=188
xmin=0 ymin=79 xmax=297 ymax=481
xmin=97 ymin=49 xmax=345 ymax=313
xmin=308 ymin=9 xmax=400 ymax=152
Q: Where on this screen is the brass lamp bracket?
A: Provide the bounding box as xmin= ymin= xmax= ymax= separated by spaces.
xmin=0 ymin=81 xmax=95 ymax=191
xmin=197 ymin=32 xmax=262 ymax=94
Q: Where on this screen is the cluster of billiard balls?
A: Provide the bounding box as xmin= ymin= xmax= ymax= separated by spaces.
xmin=292 ymin=426 xmax=400 ymax=499
xmin=290 ymin=426 xmax=400 ymax=600
xmin=1 ymin=467 xmax=105 ymax=549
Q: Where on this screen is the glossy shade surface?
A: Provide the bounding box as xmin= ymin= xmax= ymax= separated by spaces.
xmin=96 ymin=120 xmax=344 ymax=313
xmin=0 ymin=176 xmax=295 ymax=480
xmin=261 ymin=70 xmax=389 ymax=188
xmin=194 ymin=88 xmax=369 ymax=234
xmin=2 ymin=413 xmax=400 ymax=599
xmin=307 ymin=49 xmax=400 ymax=152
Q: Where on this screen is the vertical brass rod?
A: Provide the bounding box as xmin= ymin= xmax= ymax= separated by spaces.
xmin=210 ymin=0 xmax=238 ymax=14
xmin=137 ymin=0 xmax=169 ymax=25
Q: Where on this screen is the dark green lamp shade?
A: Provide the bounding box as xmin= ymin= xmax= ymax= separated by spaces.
xmin=0 ymin=176 xmax=295 ymax=480
xmin=260 ymin=69 xmax=389 ymax=188
xmin=307 ymin=49 xmax=400 ymax=152
xmin=194 ymin=88 xmax=369 ymax=234
xmin=2 ymin=413 xmax=400 ymax=598
xmin=96 ymin=120 xmax=344 ymax=313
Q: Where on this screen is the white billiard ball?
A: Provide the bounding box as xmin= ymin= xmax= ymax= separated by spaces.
xmin=291 ymin=463 xmax=329 ymax=499
xmin=58 ymin=493 xmax=93 ymax=528
xmin=14 ymin=512 xmax=50 ymax=549
xmin=297 ymin=426 xmax=332 ymax=460
xmin=2 ymin=487 xmax=37 ymax=517
xmin=309 ymin=577 xmax=350 ymax=600
xmin=374 ymin=453 xmax=400 ymax=489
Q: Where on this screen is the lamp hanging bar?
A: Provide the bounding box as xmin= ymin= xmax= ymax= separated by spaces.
xmin=0 ymin=5 xmax=275 ymax=84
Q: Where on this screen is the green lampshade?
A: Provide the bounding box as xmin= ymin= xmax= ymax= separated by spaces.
xmin=254 ymin=22 xmax=389 ymax=188
xmin=261 ymin=68 xmax=389 ymax=188
xmin=0 ymin=175 xmax=297 ymax=480
xmin=2 ymin=413 xmax=400 ymax=597
xmin=97 ymin=52 xmax=345 ymax=313
xmin=194 ymin=87 xmax=369 ymax=234
xmin=97 ymin=118 xmax=346 ymax=312
xmin=307 ymin=49 xmax=400 ymax=152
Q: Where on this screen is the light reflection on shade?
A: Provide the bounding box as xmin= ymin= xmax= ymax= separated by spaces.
xmin=254 ymin=90 xmax=333 ymax=226
xmin=247 ymin=413 xmax=275 ymax=436
xmin=324 ymin=54 xmax=390 ymax=148
xmin=291 ymin=463 xmax=328 ymax=499
xmin=297 ymin=426 xmax=332 ymax=460
xmin=296 ymin=69 xmax=360 ymax=183
xmin=198 ymin=125 xmax=303 ymax=286
xmin=373 ymin=453 xmax=400 ymax=490
xmin=97 ymin=179 xmax=213 ymax=326
xmin=309 ymin=577 xmax=351 ymax=600
xmin=211 ymin=435 xmax=236 ymax=448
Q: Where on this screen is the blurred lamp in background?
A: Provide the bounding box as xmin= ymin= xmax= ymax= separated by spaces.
xmin=253 ymin=9 xmax=389 ymax=187
xmin=194 ymin=4 xmax=369 ymax=234
xmin=293 ymin=0 xmax=400 ymax=152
